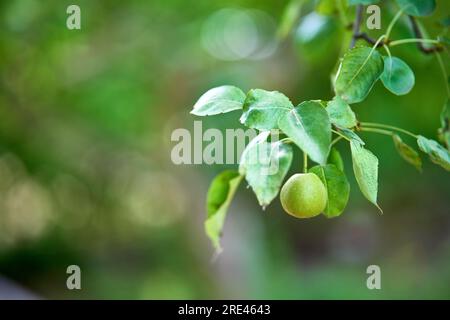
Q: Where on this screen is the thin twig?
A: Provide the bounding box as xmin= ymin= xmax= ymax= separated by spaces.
xmin=385 ymin=8 xmax=406 ymax=40
xmin=350 ymin=5 xmax=364 ymax=48
xmin=331 ymin=136 xmax=343 ymax=146
xmin=359 ymin=127 xmax=394 ymax=136
xmin=389 ymin=38 xmax=441 ymax=47
xmin=332 ymin=129 xmax=351 ymax=142
xmin=354 ymin=32 xmax=383 ymax=46
xmin=408 ymin=16 xmax=443 ymax=54
xmin=349 ymin=11 xmax=443 ymax=54
xmin=360 ymin=122 xmax=418 ymax=138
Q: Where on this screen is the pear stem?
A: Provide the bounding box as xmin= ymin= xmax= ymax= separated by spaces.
xmin=359 ymin=122 xmax=418 ymax=138
xmin=303 ymin=152 xmax=308 ymax=173
xmin=331 ymin=136 xmax=344 ymax=146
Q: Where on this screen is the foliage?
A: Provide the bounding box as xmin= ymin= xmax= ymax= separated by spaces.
xmin=192 ymin=0 xmax=449 ymax=251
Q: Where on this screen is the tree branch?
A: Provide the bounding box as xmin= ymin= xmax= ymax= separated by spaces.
xmin=350 ymin=5 xmax=364 ymax=48
xmin=408 ymin=16 xmax=443 ymax=54
xmin=354 ymin=32 xmax=384 ymax=46
xmin=349 ymin=7 xmax=442 ymax=54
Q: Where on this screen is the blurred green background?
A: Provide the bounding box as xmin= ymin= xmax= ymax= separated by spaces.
xmin=0 ymin=0 xmax=449 ymax=299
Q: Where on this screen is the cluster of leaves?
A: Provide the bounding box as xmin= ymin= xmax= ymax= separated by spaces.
xmin=191 ymin=0 xmax=450 ymax=251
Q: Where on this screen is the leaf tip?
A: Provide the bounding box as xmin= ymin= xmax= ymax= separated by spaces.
xmin=375 ymin=203 xmax=383 ymax=215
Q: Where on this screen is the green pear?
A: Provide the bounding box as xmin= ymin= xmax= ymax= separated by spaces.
xmin=280 ymin=173 xmax=327 ymax=218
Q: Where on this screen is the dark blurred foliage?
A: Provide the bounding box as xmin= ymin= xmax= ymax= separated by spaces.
xmin=0 ymin=0 xmax=449 ymax=299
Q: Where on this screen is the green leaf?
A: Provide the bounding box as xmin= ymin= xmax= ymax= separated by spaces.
xmin=328 ymin=147 xmax=344 ymax=171
xmin=337 ymin=127 xmax=365 ymax=145
xmin=334 ymin=46 xmax=384 ymax=104
xmin=191 ymin=85 xmax=246 ymax=116
xmin=310 ymin=164 xmax=350 ymax=218
xmin=395 ymin=0 xmax=436 ymax=17
xmin=438 ymin=99 xmax=450 ymax=150
xmin=417 ymin=136 xmax=450 ymax=171
xmin=205 ymin=170 xmax=243 ymax=252
xmin=278 ymin=0 xmax=304 ymax=39
xmin=349 ymin=0 xmax=379 ymax=5
xmin=279 ymin=100 xmax=332 ymax=165
xmin=350 ymin=141 xmax=382 ymax=212
xmin=240 ymin=89 xmax=294 ymax=130
xmin=239 ymin=132 xmax=293 ymax=208
xmin=326 ymin=96 xmax=357 ymax=128
xmin=393 ymin=134 xmax=422 ymax=172
xmin=381 ymin=57 xmax=415 ymax=96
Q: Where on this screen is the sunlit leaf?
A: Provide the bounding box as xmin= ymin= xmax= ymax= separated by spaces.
xmin=326 ymin=96 xmax=357 ymax=128
xmin=350 ymin=141 xmax=382 ymax=212
xmin=239 ymin=132 xmax=293 ymax=207
xmin=205 ymin=170 xmax=243 ymax=252
xmin=191 ymin=85 xmax=245 ymax=116
xmin=279 ymin=100 xmax=331 ymax=165
xmin=240 ymin=89 xmax=294 ymax=130
xmin=334 ymin=46 xmax=384 ymax=104
xmin=381 ymin=57 xmax=415 ymax=96
xmin=310 ymin=164 xmax=350 ymax=218
xmin=417 ymin=136 xmax=450 ymax=171
xmin=393 ymin=134 xmax=422 ymax=171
